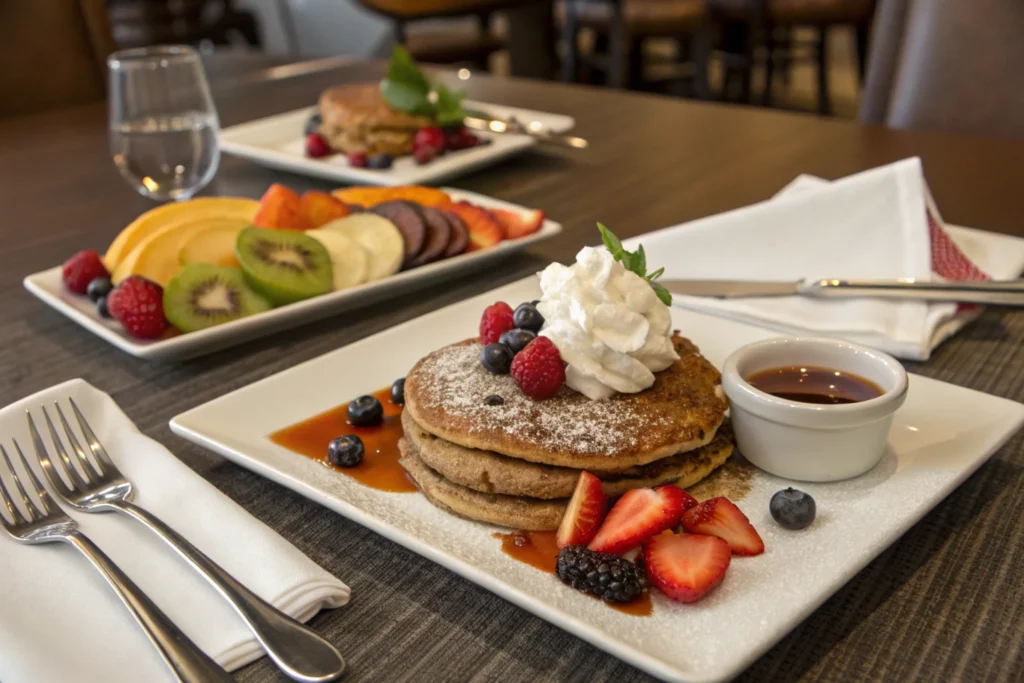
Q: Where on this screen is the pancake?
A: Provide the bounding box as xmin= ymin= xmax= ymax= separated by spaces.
xmin=404 ymin=334 xmax=727 ymax=470
xmin=403 ymin=409 xmax=734 ymax=499
xmin=399 ymin=439 xmax=566 ymax=530
xmin=318 ymin=84 xmax=433 ymax=156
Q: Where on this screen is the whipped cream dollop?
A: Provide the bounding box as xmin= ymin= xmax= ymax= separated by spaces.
xmin=537 ymin=246 xmax=679 ymax=400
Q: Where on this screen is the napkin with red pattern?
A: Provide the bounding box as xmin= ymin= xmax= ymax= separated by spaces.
xmin=635 ymin=158 xmax=1024 ymax=360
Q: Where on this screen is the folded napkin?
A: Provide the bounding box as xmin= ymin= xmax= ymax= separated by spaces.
xmin=631 ymin=157 xmax=1024 ymax=360
xmin=0 ymin=380 xmax=349 ymax=683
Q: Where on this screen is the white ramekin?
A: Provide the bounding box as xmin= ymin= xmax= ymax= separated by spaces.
xmin=721 ymin=337 xmax=908 ymax=482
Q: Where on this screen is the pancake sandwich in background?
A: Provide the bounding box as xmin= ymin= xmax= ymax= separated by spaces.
xmin=398 ymin=226 xmax=734 ymax=530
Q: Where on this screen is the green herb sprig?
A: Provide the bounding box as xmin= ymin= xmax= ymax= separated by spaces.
xmin=380 ymin=46 xmax=467 ymax=125
xmin=598 ymin=223 xmax=672 ymax=306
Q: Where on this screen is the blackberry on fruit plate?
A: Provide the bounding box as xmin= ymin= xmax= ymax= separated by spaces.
xmin=481 ymin=343 xmax=514 ymax=374
xmin=86 ymin=277 xmax=113 ymax=303
xmin=513 ymin=302 xmax=544 ymax=332
xmin=328 ymin=435 xmax=364 ymax=467
xmin=391 ymin=378 xmax=406 ymax=405
xmin=556 ymin=546 xmax=646 ymax=603
xmin=347 ymin=395 xmax=383 ymax=426
xmin=367 ymin=153 xmax=393 ymax=170
xmin=499 ymin=328 xmax=536 ymax=355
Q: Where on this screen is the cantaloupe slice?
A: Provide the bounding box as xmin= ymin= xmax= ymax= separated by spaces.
xmin=112 ymin=216 xmax=250 ymax=286
xmin=105 ymin=197 xmax=258 ymax=270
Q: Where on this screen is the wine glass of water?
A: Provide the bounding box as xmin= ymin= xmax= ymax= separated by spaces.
xmin=108 ymin=45 xmax=220 ymax=202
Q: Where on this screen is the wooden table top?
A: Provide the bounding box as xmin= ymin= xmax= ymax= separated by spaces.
xmin=1 ymin=57 xmax=1022 ymax=683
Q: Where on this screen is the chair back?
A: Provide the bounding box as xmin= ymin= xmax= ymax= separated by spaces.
xmin=0 ymin=0 xmax=115 ymax=118
xmin=860 ymin=0 xmax=1024 ymax=138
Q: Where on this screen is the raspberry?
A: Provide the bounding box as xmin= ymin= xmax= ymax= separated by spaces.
xmin=479 ymin=301 xmax=514 ymax=345
xmin=106 ymin=276 xmax=168 ymax=339
xmin=511 ymin=336 xmax=565 ymax=400
xmin=413 ymin=127 xmax=446 ymax=154
xmin=62 ymin=250 xmax=109 ymax=295
xmin=305 ymin=132 xmax=331 ymax=158
xmin=348 ymin=152 xmax=368 ymax=168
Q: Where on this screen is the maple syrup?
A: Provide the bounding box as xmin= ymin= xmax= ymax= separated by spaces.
xmin=493 ymin=531 xmax=652 ymax=616
xmin=746 ymin=365 xmax=883 ymax=405
xmin=270 ymin=387 xmax=416 ymax=493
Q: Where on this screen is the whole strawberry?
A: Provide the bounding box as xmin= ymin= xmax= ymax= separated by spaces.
xmin=106 ymin=276 xmax=168 ymax=339
xmin=511 ymin=336 xmax=565 ymax=400
xmin=479 ymin=301 xmax=515 ymax=345
xmin=62 ymin=250 xmax=109 ymax=295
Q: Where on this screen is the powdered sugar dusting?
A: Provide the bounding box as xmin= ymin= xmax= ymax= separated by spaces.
xmin=409 ymin=342 xmax=684 ymax=458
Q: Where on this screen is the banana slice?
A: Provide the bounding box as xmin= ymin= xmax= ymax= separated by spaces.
xmin=306 ymin=229 xmax=369 ymax=291
xmin=319 ymin=214 xmax=404 ymax=281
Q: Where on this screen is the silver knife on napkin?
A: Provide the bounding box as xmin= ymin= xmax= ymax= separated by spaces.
xmin=462 ymin=110 xmax=589 ymax=149
xmin=661 ymin=278 xmax=1024 ymax=306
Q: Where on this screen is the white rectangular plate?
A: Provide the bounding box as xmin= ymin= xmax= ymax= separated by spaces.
xmin=23 ymin=189 xmax=560 ymax=362
xmin=219 ymin=102 xmax=576 ymax=186
xmin=170 ymin=277 xmax=1024 ymax=682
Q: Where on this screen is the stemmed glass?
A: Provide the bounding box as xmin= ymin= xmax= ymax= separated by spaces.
xmin=107 ymin=46 xmax=220 ymax=202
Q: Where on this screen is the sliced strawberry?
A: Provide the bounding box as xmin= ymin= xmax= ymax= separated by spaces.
xmin=682 ymin=497 xmax=765 ymax=556
xmin=444 ymin=201 xmax=503 ymax=251
xmin=556 ymin=471 xmax=607 ymax=548
xmin=588 ymin=485 xmax=691 ymax=555
xmin=642 ymin=532 xmax=731 ymax=603
xmin=490 ymin=208 xmax=545 ymax=240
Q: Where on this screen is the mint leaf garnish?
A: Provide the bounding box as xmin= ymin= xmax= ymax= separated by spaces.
xmin=597 ymin=224 xmax=672 ymax=305
xmin=380 ymin=46 xmax=468 ymax=124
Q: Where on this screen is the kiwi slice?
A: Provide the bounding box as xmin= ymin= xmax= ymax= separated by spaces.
xmin=164 ymin=263 xmax=272 ymax=333
xmin=235 ymin=226 xmax=333 ymax=305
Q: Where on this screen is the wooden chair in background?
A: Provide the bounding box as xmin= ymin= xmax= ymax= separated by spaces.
xmin=565 ymin=0 xmax=712 ymax=98
xmin=859 ymin=0 xmax=1024 ymax=139
xmin=355 ymin=0 xmax=541 ymax=70
xmin=0 ymin=0 xmax=116 ymax=118
xmin=708 ymin=0 xmax=876 ymax=114
xmin=107 ymin=0 xmax=262 ymax=50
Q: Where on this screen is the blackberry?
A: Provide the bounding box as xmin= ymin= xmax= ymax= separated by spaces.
xmin=556 ymin=546 xmax=646 ymax=603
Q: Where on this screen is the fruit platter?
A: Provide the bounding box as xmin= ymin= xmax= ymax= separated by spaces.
xmin=219 ymin=48 xmax=576 ymax=187
xmin=24 ymin=184 xmax=560 ymax=361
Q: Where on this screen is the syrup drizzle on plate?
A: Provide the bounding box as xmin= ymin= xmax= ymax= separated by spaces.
xmin=270 ymin=387 xmax=416 ymax=493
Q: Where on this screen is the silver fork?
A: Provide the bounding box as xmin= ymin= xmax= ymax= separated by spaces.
xmin=28 ymin=401 xmax=345 ymax=683
xmin=0 ymin=439 xmax=232 ymax=682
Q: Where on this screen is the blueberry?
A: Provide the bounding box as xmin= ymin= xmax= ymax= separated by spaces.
xmin=481 ymin=343 xmax=514 ymax=374
xmin=367 ymin=153 xmax=393 ymax=170
xmin=769 ymin=488 xmax=816 ymax=530
xmin=391 ymin=378 xmax=406 ymax=406
xmin=513 ymin=303 xmax=544 ymax=332
xmin=484 ymin=394 xmax=504 ymax=406
xmin=96 ymin=295 xmax=111 ymax=319
xmin=499 ymin=328 xmax=536 ymax=355
xmin=87 ymin=277 xmax=113 ymax=303
xmin=304 ymin=112 xmax=322 ymax=136
xmin=347 ymin=395 xmax=383 ymax=426
xmin=328 ymin=435 xmax=364 ymax=467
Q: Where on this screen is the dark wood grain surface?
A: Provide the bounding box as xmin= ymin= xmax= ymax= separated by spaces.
xmin=1 ymin=58 xmax=1022 ymax=683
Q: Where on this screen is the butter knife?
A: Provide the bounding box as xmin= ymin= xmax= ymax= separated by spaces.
xmin=661 ymin=278 xmax=1024 ymax=306
xmin=462 ymin=112 xmax=589 ymax=149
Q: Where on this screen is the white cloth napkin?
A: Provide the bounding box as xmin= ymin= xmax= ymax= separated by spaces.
xmin=0 ymin=379 xmax=349 ymax=683
xmin=628 ymin=157 xmax=1024 ymax=360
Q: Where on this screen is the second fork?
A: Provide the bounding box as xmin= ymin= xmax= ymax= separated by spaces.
xmin=28 ymin=401 xmax=345 ymax=683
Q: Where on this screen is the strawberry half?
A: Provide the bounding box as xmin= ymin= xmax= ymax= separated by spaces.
xmin=588 ymin=485 xmax=692 ymax=555
xmin=642 ymin=532 xmax=731 ymax=603
xmin=489 ymin=208 xmax=545 ymax=240
xmin=556 ymin=471 xmax=607 ymax=548
xmin=682 ymin=497 xmax=765 ymax=556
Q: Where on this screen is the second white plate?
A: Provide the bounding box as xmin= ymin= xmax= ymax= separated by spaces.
xmin=219 ymin=102 xmax=576 ymax=187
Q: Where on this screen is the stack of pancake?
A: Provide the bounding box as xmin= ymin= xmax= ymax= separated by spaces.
xmin=399 ymin=335 xmax=733 ymax=530
xmin=317 ymin=84 xmax=433 ymax=156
